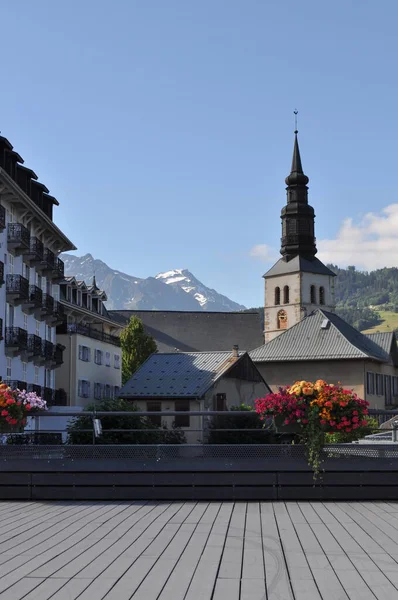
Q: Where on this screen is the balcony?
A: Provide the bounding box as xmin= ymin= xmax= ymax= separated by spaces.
xmin=6 ymin=274 xmax=29 ymax=305
xmin=0 ymin=205 xmax=5 ymax=231
xmin=48 ymin=301 xmax=65 ymax=326
xmin=54 ymin=388 xmax=68 ymax=406
xmin=5 ymin=380 xmax=27 ymax=391
xmin=27 ymin=334 xmax=43 ymax=363
xmin=27 ymin=384 xmax=42 ymax=396
xmin=7 ymin=223 xmax=30 ymax=255
xmin=42 ymin=340 xmax=54 ymax=364
xmin=26 ymin=285 xmax=43 ymax=317
xmin=53 ymin=343 xmax=64 ymax=368
xmin=23 ymin=237 xmax=44 ymax=266
xmin=42 ymin=387 xmax=54 ymax=404
xmin=40 ymin=248 xmax=55 ymax=276
xmin=0 ymin=261 xmax=4 ymax=286
xmin=67 ymin=323 xmax=121 ymax=347
xmin=52 ymin=257 xmax=64 ymax=281
xmin=40 ymin=293 xmax=54 ymax=323
xmin=5 ymin=327 xmax=28 ymax=356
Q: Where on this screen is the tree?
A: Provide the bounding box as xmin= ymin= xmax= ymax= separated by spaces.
xmin=120 ymin=316 xmax=157 ymax=385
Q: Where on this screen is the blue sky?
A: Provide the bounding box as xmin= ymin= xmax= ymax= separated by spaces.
xmin=1 ymin=0 xmax=398 ymax=307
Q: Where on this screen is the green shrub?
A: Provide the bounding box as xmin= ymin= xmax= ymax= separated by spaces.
xmin=207 ymin=403 xmax=276 ymax=444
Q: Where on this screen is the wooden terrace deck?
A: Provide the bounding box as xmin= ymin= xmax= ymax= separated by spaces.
xmin=0 ymin=500 xmax=398 ymax=599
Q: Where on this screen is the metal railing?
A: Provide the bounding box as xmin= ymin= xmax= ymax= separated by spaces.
xmin=67 ymin=323 xmax=120 ymax=347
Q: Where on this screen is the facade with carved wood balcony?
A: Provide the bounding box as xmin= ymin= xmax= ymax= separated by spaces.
xmin=0 ymin=133 xmax=75 ymax=400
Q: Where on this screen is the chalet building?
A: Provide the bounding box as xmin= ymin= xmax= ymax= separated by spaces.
xmin=56 ymin=276 xmax=123 ymax=406
xmin=109 ymin=310 xmax=264 ymax=353
xmin=263 ymin=130 xmax=336 ymax=342
xmin=119 ymin=346 xmax=270 ymax=442
xmin=0 ymin=135 xmax=75 ymax=403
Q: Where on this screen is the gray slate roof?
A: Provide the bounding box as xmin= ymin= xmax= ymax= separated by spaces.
xmin=120 ymin=351 xmax=247 ymax=398
xmin=108 ymin=310 xmax=264 ymax=353
xmin=264 ymin=256 xmax=336 ymax=278
xmin=366 ymin=332 xmax=395 ymax=355
xmin=250 ymin=309 xmax=390 ymax=363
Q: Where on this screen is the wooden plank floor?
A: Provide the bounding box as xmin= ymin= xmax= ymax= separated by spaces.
xmin=0 ymin=501 xmax=398 ymax=599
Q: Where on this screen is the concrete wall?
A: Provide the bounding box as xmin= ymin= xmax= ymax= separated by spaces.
xmin=56 ymin=333 xmax=122 ymax=407
xmin=255 ymin=359 xmax=398 ymax=409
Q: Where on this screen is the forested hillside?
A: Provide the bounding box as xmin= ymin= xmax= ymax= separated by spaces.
xmin=248 ymin=265 xmax=398 ymax=332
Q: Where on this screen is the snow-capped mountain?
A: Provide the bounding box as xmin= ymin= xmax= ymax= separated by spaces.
xmin=155 ymin=269 xmax=245 ymax=311
xmin=61 ymin=254 xmax=246 ymax=312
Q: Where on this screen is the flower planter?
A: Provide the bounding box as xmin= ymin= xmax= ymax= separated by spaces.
xmin=273 ymin=415 xmax=302 ymax=434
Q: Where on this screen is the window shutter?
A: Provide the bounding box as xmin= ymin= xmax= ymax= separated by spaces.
xmin=87 ymin=348 xmax=91 ymax=362
xmin=87 ymin=381 xmax=91 ymax=397
xmin=78 ymin=345 xmax=83 ymax=360
xmin=78 ymin=380 xmax=82 ymax=397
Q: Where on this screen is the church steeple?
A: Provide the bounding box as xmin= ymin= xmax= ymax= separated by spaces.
xmin=280 ymin=130 xmax=317 ymax=261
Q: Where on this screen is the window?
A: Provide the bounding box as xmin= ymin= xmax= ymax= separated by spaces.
xmin=175 ymin=399 xmax=190 ymax=427
xmin=22 ymin=362 xmax=27 ymax=382
xmin=23 ymin=314 xmax=28 ymax=330
xmin=277 ymin=309 xmax=288 ymax=330
xmin=319 ymin=286 xmax=325 ymax=305
xmin=366 ymin=372 xmax=375 ymax=395
xmin=385 ymin=375 xmax=392 ymax=405
xmin=104 ymin=384 xmax=112 ymax=399
xmin=274 ymin=287 xmax=281 ymax=305
xmin=78 ymin=345 xmax=91 ymax=362
xmin=34 ymin=367 xmax=39 ymax=385
xmin=94 ymin=383 xmax=103 ymax=400
xmin=46 ymin=326 xmax=52 ymax=342
xmin=283 ymin=285 xmax=289 ymax=304
xmin=8 ymin=253 xmax=14 ymax=275
xmin=393 ymin=376 xmax=398 ymax=398
xmin=114 ymin=386 xmax=120 ymax=398
xmin=376 ymin=374 xmax=384 ymax=396
xmin=6 ymin=304 xmax=14 ymax=327
xmin=78 ymin=379 xmax=90 ymax=398
xmin=114 ymin=354 xmax=121 ymax=369
xmin=147 ymin=401 xmax=161 ymax=426
xmin=215 ymin=393 xmax=227 ymax=412
xmin=94 ymin=349 xmax=103 ymax=365
xmin=6 ymin=358 xmax=11 ymax=380
xmin=46 ymin=369 xmax=52 ymax=388
xmin=105 ymin=352 xmax=111 ymax=367
xmin=25 ymin=264 xmax=30 ymax=282
xmin=35 ymin=320 xmax=40 ymax=336
xmin=310 ymin=285 xmax=316 ymax=304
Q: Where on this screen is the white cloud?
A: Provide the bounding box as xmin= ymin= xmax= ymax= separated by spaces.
xmin=317 ymin=204 xmax=398 ymax=270
xmin=250 ymin=204 xmax=398 ymax=271
xmin=249 ymin=244 xmax=277 ymax=262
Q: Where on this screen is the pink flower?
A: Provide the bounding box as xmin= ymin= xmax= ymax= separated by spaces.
xmin=1 ymin=410 xmax=8 ymax=416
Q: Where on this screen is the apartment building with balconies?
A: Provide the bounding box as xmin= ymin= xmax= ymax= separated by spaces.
xmin=56 ymin=276 xmax=123 ymax=406
xmin=0 ymin=135 xmax=76 ymax=404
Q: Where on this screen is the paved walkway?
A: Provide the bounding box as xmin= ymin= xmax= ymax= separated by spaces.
xmin=0 ymin=501 xmax=397 ymax=599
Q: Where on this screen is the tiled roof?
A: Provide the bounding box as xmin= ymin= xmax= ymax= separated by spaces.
xmin=250 ymin=309 xmax=389 ymax=363
xmin=263 ymin=256 xmax=336 ymax=278
xmin=119 ymin=351 xmax=246 ymax=398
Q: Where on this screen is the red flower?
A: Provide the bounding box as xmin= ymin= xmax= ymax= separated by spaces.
xmin=25 ymin=405 xmax=31 ymax=411
xmin=353 ymin=410 xmax=358 ymax=416
xmin=6 ymin=399 xmax=15 ymax=405
xmin=9 ymin=419 xmax=18 ymax=425
xmin=1 ymin=410 xmax=8 ymax=416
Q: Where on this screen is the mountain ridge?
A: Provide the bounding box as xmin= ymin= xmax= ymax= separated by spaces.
xmin=61 ymin=253 xmax=246 ymax=312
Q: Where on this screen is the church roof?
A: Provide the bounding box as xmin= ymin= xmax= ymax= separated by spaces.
xmin=250 ymin=309 xmax=390 ymax=363
xmin=263 ymin=256 xmax=336 ymax=278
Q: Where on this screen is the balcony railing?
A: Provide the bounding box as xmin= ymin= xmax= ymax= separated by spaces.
xmin=41 ymin=293 xmax=54 ymax=317
xmin=24 ymin=236 xmax=44 ymax=265
xmin=67 ymin=323 xmax=121 ymax=347
xmin=53 ymin=344 xmax=64 ymax=367
xmin=7 ymin=223 xmax=30 ymax=253
xmin=28 ymin=285 xmax=43 ymax=309
xmin=5 ymin=380 xmax=27 ymax=391
xmin=42 ymin=387 xmax=54 ymax=404
xmin=54 ymin=388 xmax=68 ymax=406
xmin=0 ymin=261 xmax=3 ymax=286
xmin=27 ymin=384 xmax=42 ymax=395
xmin=5 ymin=327 xmax=28 ymax=354
xmin=49 ymin=301 xmax=65 ymax=326
xmin=42 ymin=340 xmax=54 ymax=362
xmin=6 ymin=274 xmax=29 ymax=304
xmin=52 ymin=258 xmax=64 ymax=281
xmin=0 ymin=204 xmax=5 ymax=231
xmin=41 ymin=248 xmax=56 ymax=275
xmin=28 ymin=334 xmax=42 ymax=358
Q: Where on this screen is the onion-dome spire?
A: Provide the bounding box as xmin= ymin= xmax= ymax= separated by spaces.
xmin=280 ymin=120 xmax=317 ymax=261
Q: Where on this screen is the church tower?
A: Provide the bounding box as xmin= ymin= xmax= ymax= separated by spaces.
xmin=263 ymin=130 xmax=336 ymax=342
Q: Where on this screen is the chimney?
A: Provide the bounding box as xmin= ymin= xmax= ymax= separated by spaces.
xmin=232 ymin=344 xmax=239 ymax=358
